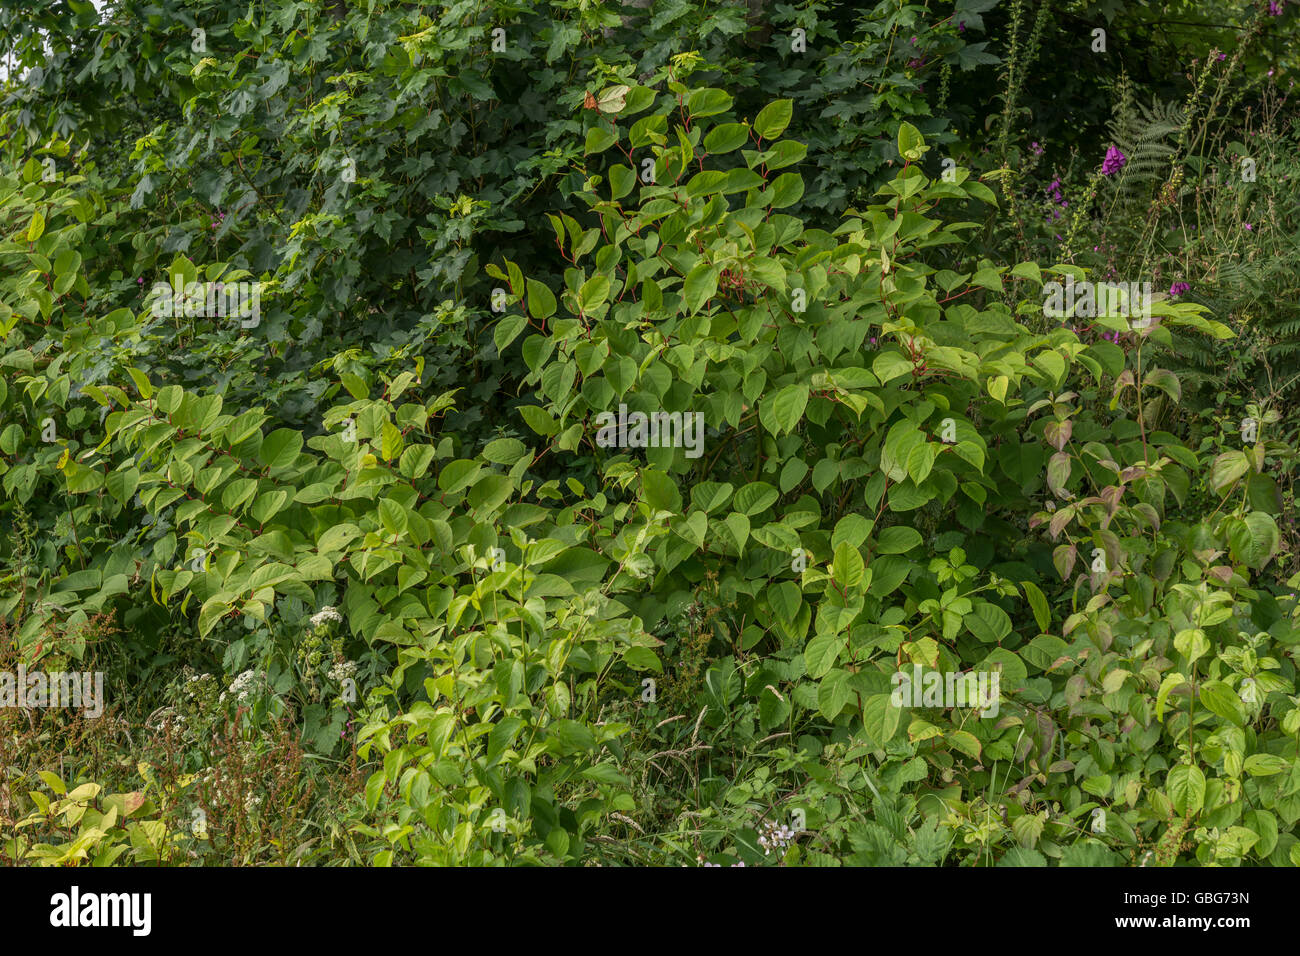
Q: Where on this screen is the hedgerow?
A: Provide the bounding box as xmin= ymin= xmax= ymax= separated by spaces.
xmin=2 ymin=0 xmax=1298 ymax=867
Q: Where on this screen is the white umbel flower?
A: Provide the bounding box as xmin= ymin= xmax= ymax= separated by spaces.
xmin=310 ymin=606 xmax=343 ymax=628
xmin=328 ymin=659 xmax=358 ymax=683
xmin=219 ymin=669 xmax=260 ymax=704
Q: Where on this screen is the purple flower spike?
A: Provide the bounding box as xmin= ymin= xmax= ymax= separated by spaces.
xmin=1101 ymin=146 xmax=1127 ymax=176
xmin=1169 ymin=282 xmax=1191 ymax=299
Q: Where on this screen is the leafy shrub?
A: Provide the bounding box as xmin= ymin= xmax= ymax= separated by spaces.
xmin=2 ymin=0 xmax=1298 ymax=868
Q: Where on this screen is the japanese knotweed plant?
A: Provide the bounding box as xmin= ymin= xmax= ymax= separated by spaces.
xmin=2 ymin=159 xmax=658 ymax=863
xmin=76 ymin=352 xmax=667 ymax=863
xmin=484 ymin=77 xmax=1255 ymax=865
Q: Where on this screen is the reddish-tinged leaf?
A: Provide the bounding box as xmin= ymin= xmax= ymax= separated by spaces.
xmin=1053 ymin=543 xmax=1077 ymax=580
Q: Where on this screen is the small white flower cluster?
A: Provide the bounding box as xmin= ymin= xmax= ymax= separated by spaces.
xmin=219 ymin=669 xmax=260 ymax=704
xmin=184 ymin=673 xmax=215 ymax=699
xmin=758 ymin=820 xmax=796 ymax=855
xmin=328 ymin=659 xmax=357 ymax=683
xmin=701 ymin=860 xmax=746 ymax=867
xmin=196 ymin=768 xmax=264 ymax=814
xmin=310 ymin=606 xmax=343 ymax=629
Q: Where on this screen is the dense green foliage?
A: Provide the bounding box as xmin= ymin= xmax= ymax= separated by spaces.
xmin=2 ymin=0 xmax=1298 ymax=867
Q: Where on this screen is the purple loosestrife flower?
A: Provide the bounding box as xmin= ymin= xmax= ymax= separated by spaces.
xmin=1268 ymin=1 xmax=1282 ymax=16
xmin=1169 ymin=282 xmax=1191 ymax=299
xmin=1245 ymin=222 xmax=1254 ymax=231
xmin=1101 ymin=146 xmax=1127 ymax=176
